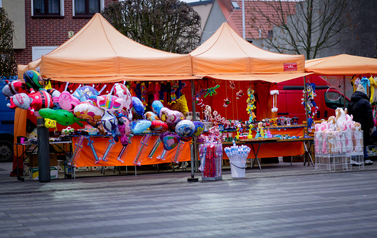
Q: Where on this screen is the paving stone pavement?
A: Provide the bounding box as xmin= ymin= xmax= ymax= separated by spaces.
xmin=1 ymin=161 xmax=377 ymax=237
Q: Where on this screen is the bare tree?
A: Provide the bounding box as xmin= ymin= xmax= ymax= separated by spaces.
xmin=0 ymin=7 xmax=17 ymax=77
xmin=247 ymin=0 xmax=358 ymax=59
xmin=102 ymin=0 xmax=201 ymax=54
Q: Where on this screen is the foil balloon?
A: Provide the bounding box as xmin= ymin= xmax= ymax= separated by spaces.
xmin=23 ymin=70 xmax=45 ymax=91
xmin=175 ymin=120 xmax=195 ymax=138
xmin=74 ymin=101 xmax=104 ymax=126
xmin=131 ymin=120 xmax=151 ymax=134
xmin=39 ymin=108 xmax=84 ymax=126
xmin=118 ymin=117 xmax=131 ymax=146
xmin=166 ymin=109 xmax=185 ymax=127
xmin=159 ymin=107 xmax=170 ymax=122
xmin=160 ymin=132 xmax=180 ymax=151
xmin=150 ymin=120 xmax=168 ymax=132
xmin=101 ymin=111 xmax=118 ymax=137
xmin=7 ymin=93 xmax=30 ymax=110
xmin=114 ymin=83 xmax=132 ymax=110
xmin=7 ymin=90 xmax=54 ymax=113
xmin=72 ymin=86 xmax=99 ymax=102
xmin=151 ymin=100 xmax=164 ymax=115
xmin=143 ymin=111 xmax=159 ymax=122
xmin=53 ymin=91 xmax=80 ymax=111
xmin=193 ymin=121 xmax=205 ymax=137
xmin=92 ymin=94 xmax=124 ymax=112
xmin=2 ymin=80 xmax=30 ymax=98
xmin=132 ymin=96 xmax=145 ymax=115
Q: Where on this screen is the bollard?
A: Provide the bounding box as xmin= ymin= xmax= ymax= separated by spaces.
xmin=37 ymin=118 xmax=50 ymax=182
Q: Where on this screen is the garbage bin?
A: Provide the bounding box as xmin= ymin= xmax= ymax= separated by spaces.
xmin=199 ymin=142 xmax=222 ymax=181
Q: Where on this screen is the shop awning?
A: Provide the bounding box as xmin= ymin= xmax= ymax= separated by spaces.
xmin=190 ymin=22 xmax=305 ymax=76
xmin=305 ymin=54 xmax=377 ymax=76
xmin=18 ymin=13 xmax=194 ymax=82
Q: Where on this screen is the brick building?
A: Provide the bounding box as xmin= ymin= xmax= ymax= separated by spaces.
xmin=2 ymin=0 xmax=116 ymax=67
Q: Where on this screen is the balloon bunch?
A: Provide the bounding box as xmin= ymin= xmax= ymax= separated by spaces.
xmin=149 ymin=100 xmax=204 ymax=151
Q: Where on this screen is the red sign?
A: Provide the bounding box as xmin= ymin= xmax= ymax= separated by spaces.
xmin=284 ymin=63 xmax=297 ymax=71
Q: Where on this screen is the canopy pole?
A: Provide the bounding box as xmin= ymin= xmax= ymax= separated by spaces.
xmin=343 ymin=75 xmax=346 ymax=109
xmin=188 ymin=79 xmax=198 ymax=182
xmin=304 ymin=76 xmax=309 ymax=136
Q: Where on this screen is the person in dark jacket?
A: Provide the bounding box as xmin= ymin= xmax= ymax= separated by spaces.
xmin=348 ymin=84 xmax=374 ymax=165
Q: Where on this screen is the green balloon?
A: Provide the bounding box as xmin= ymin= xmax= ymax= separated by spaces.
xmin=39 ymin=108 xmax=84 ymax=127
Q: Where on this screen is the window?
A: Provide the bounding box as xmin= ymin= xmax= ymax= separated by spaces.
xmin=33 ymin=0 xmax=61 ymax=16
xmin=0 ymin=0 xmax=2 ymax=7
xmin=268 ymin=30 xmax=273 ymax=38
xmin=74 ymin=0 xmax=100 ymax=16
xmin=32 ymin=46 xmax=58 ymax=61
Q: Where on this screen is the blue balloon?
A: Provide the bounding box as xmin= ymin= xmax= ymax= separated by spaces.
xmin=131 ymin=120 xmax=151 ymax=134
xmin=132 ymin=97 xmax=145 ymax=116
xmin=151 ymin=100 xmax=164 ymax=115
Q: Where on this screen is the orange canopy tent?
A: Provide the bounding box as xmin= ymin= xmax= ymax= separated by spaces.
xmin=189 ymin=22 xmax=310 ymax=121
xmin=305 ymin=54 xmax=377 ymax=76
xmin=18 ymin=13 xmax=196 ymax=83
xmin=190 ymin=22 xmax=309 ymax=82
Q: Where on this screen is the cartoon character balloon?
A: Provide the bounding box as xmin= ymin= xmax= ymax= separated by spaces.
xmin=7 ymin=90 xmax=54 ymax=113
xmin=2 ymin=80 xmax=30 ymax=99
xmin=175 ymin=120 xmax=195 ymax=138
xmin=53 ymin=91 xmax=80 ymax=111
xmin=74 ymin=101 xmax=104 ymax=126
xmin=39 ymin=108 xmax=84 ymax=126
xmin=160 ymin=132 xmax=180 ymax=151
xmin=118 ymin=117 xmax=131 ymax=146
xmin=23 ymin=70 xmax=45 ymax=91
xmin=114 ymin=83 xmax=132 ymax=110
xmin=150 ymin=120 xmax=168 ymax=132
xmin=72 ymin=86 xmax=99 ymax=102
xmin=193 ymin=121 xmax=205 ymax=137
xmin=91 ymin=94 xmax=124 ymax=112
xmin=101 ymin=111 xmax=118 ymax=138
xmin=143 ymin=111 xmax=159 ymax=122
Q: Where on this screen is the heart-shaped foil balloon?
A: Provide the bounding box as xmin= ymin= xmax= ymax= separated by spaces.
xmin=160 ymin=132 xmax=180 ymax=151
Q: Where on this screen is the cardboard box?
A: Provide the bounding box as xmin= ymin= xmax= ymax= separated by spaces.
xmin=28 ymin=154 xmax=58 ymax=167
xmin=29 ymin=166 xmax=59 ymax=180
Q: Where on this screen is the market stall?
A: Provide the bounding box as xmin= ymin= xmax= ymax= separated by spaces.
xmin=8 ymin=17 xmax=315 ymax=179
xmin=12 ymin=14 xmax=200 ymax=174
xmin=189 ymin=22 xmax=311 ymax=165
xmin=305 ymin=54 xmax=377 ymax=169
